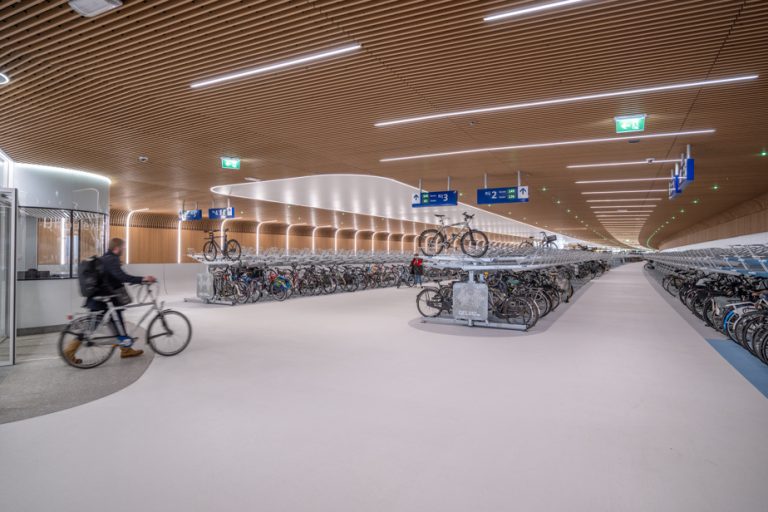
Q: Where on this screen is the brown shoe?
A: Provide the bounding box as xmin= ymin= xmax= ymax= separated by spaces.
xmin=63 ymin=340 xmax=83 ymax=365
xmin=120 ymin=347 xmax=144 ymax=359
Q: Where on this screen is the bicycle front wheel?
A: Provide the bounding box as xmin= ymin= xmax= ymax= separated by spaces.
xmin=460 ymin=229 xmax=489 ymax=258
xmin=416 ymin=288 xmax=444 ymax=317
xmin=225 ymin=239 xmax=242 ymax=260
xmin=147 ymin=310 xmax=192 ymax=356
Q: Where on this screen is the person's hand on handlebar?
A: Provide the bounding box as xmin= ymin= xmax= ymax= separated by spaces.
xmin=142 ymin=275 xmax=157 ymax=284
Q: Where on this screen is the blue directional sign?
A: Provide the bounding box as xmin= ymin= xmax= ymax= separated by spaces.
xmin=208 ymin=207 xmax=235 ymax=219
xmin=477 ymin=186 xmax=529 ymax=205
xmin=411 ymin=190 xmax=458 ymax=208
xmin=179 ymin=209 xmax=202 ymax=221
xmin=669 ymin=158 xmax=694 ymax=199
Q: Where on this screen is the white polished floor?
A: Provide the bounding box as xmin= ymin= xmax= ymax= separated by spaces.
xmin=1 ymin=263 xmax=767 ymax=512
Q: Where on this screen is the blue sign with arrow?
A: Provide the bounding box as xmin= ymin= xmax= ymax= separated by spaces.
xmin=477 ymin=186 xmax=529 ymax=205
xmin=669 ymin=158 xmax=694 ymax=199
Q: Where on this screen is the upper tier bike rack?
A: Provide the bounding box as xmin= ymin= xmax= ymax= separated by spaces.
xmin=644 ymin=244 xmax=768 ymax=277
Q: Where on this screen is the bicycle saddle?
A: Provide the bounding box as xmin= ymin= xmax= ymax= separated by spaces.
xmin=434 ymin=214 xmax=446 ymax=218
xmin=463 ymin=212 xmax=474 ymax=219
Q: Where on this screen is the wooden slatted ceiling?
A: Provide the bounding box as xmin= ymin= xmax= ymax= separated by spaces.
xmin=1 ymin=0 xmax=766 ymax=248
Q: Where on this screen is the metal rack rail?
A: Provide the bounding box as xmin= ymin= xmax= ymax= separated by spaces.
xmin=644 ymin=244 xmax=768 ymax=277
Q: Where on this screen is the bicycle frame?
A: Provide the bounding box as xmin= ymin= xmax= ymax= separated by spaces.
xmin=78 ymin=286 xmax=166 ymax=345
xmin=435 ymin=219 xmax=471 ymax=245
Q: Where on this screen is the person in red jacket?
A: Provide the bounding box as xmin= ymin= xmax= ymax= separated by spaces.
xmin=410 ymin=253 xmax=424 ymax=288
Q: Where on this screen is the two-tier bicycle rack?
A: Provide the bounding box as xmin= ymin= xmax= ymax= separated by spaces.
xmin=419 ymin=247 xmax=615 ymax=331
xmin=644 ymin=244 xmax=768 ymax=278
xmin=184 ymin=249 xmax=413 ymax=305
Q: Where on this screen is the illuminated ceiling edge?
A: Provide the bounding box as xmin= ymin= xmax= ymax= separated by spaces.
xmin=210 ymin=174 xmax=618 ymax=248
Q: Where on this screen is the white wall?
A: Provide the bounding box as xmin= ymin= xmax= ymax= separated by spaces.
xmin=17 ymin=264 xmax=204 ymax=330
xmin=13 ymin=163 xmax=110 ymax=213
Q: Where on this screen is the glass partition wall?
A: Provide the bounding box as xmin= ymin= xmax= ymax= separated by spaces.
xmin=17 ymin=207 xmax=106 ymax=280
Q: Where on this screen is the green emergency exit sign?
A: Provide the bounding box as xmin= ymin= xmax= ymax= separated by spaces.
xmin=220 ymin=157 xmax=241 ymax=170
xmin=614 ymin=114 xmax=646 ymax=134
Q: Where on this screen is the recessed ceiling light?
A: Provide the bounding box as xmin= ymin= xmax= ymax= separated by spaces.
xmin=380 ymin=130 xmax=714 ymax=162
xmin=582 ymin=189 xmax=667 ymax=195
xmin=484 ymin=0 xmax=585 ymax=22
xmin=68 ymin=0 xmax=122 ymax=18
xmin=575 ymin=177 xmax=668 ymax=184
xmin=0 ymin=72 xmax=10 ymax=85
xmin=190 ymin=43 xmax=361 ymax=89
xmin=374 ymin=76 xmax=756 ymax=127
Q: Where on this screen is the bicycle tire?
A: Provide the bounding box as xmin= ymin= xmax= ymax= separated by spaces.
xmin=416 ymin=288 xmax=444 ymax=317
xmin=225 ymin=239 xmax=242 ymax=260
xmin=202 ymin=241 xmax=217 ymax=261
xmin=58 ymin=319 xmax=116 ymax=369
xmin=418 ymin=229 xmax=445 ymax=257
xmin=460 ymin=229 xmax=489 ymax=258
xmin=147 ymin=310 xmax=192 ymax=356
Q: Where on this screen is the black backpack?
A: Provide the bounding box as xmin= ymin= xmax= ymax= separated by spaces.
xmin=78 ymin=256 xmax=106 ymax=298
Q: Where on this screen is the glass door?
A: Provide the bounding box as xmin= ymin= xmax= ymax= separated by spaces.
xmin=0 ymin=188 xmax=17 ymax=366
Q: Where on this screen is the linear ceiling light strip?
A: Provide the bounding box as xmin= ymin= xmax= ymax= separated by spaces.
xmin=582 ymin=190 xmax=667 ymax=195
xmin=485 ymin=0 xmax=585 ymax=21
xmin=190 ymin=43 xmax=361 ymax=89
xmin=380 ymin=130 xmax=714 ymax=162
xmin=590 ymin=205 xmax=657 ymax=208
xmin=374 ymin=76 xmax=756 ymax=127
xmin=575 ymin=177 xmax=669 ymax=184
xmin=586 ymin=198 xmax=662 ymax=203
xmin=568 ymin=159 xmax=680 ymax=169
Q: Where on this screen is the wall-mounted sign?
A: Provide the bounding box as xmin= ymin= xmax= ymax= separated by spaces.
xmin=411 ymin=190 xmax=458 ymax=208
xmin=669 ymin=158 xmax=694 ymax=199
xmin=208 ymin=207 xmax=235 ymax=219
xmin=476 ymin=186 xmax=529 ymax=204
xmin=220 ymin=157 xmax=241 ymax=170
xmin=614 ymin=114 xmax=646 ymax=134
xmin=179 ymin=209 xmax=203 ymax=221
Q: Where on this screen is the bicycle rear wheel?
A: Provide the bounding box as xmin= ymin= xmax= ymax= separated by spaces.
xmin=460 ymin=230 xmax=489 ymax=258
xmin=147 ymin=310 xmax=192 ymax=356
xmin=58 ymin=317 xmax=116 ymax=369
xmin=202 ymin=241 xmax=217 ymax=261
xmin=418 ymin=229 xmax=445 ymax=256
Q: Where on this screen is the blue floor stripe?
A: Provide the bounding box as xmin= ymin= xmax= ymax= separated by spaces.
xmin=706 ymin=339 xmax=768 ymax=398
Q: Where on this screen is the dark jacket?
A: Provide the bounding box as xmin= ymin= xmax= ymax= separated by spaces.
xmin=86 ymin=251 xmax=142 ymax=309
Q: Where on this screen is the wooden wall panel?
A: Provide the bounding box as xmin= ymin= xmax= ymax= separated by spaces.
xmin=659 ymin=191 xmax=768 ymax=249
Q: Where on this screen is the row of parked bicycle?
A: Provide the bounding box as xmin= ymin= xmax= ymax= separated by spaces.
xmin=205 ymin=262 xmax=436 ymax=304
xmin=415 ymin=260 xmax=610 ymax=329
xmin=646 ymin=261 xmax=768 ymax=365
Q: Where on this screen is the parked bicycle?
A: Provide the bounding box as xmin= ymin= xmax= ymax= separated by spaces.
xmin=519 ymin=231 xmax=558 ymax=249
xmin=418 ymin=212 xmax=489 ymax=258
xmin=58 ymin=283 xmax=192 ymax=369
xmin=648 ymin=262 xmax=768 ymax=365
xmin=203 ymin=229 xmax=242 ymax=261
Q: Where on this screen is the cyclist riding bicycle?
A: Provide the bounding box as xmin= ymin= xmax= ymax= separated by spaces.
xmin=64 ymin=237 xmax=156 ymax=363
